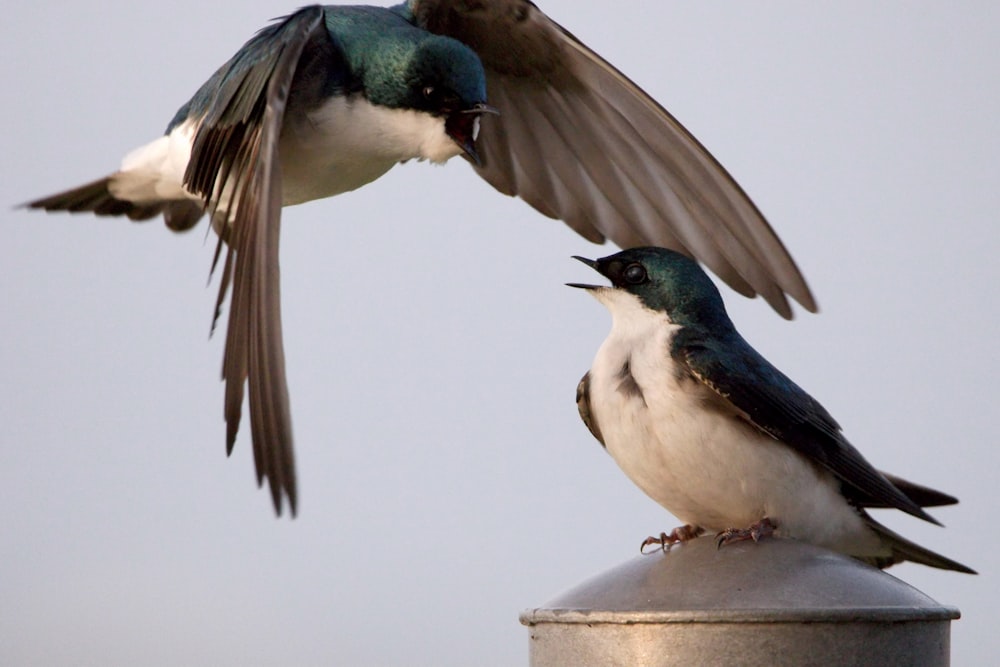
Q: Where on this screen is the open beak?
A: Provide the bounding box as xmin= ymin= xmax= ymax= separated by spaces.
xmin=446 ymin=102 xmax=499 ymax=166
xmin=567 ymin=256 xmax=603 ymax=290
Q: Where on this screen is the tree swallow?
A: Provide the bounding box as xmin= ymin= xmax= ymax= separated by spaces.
xmin=571 ymin=247 xmax=974 ymax=573
xmin=24 ymin=2 xmax=817 ymax=516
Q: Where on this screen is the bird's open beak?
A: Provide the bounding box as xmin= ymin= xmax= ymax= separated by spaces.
xmin=446 ymin=103 xmax=499 ymax=166
xmin=567 ymin=256 xmax=603 ymax=290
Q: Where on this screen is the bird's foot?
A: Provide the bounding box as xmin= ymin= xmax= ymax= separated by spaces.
xmin=640 ymin=524 xmax=705 ymax=554
xmin=715 ymin=517 xmax=777 ymax=549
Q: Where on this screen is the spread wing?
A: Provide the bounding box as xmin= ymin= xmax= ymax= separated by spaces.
xmin=407 ymin=0 xmax=816 ymax=318
xmin=672 ymin=327 xmax=941 ymax=524
xmin=180 ymin=6 xmax=333 ymax=516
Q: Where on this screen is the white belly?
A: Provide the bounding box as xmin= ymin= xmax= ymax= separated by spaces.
xmin=109 ymin=94 xmax=461 ymax=210
xmin=278 ymin=94 xmax=461 ymax=205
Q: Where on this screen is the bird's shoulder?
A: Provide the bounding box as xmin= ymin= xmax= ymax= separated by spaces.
xmin=669 ymin=325 xmax=842 ymax=443
xmin=403 ymin=0 xmax=571 ymax=78
xmin=168 ymin=6 xmax=351 ymax=133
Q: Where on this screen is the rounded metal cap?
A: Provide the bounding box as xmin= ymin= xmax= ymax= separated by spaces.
xmin=521 ymin=536 xmax=959 ymax=666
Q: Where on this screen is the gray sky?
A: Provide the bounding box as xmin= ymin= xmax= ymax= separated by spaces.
xmin=2 ymin=2 xmax=996 ymax=665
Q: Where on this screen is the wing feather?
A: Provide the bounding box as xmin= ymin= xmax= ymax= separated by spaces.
xmin=575 ymin=371 xmax=605 ymax=448
xmin=410 ymin=0 xmax=815 ymax=317
xmin=673 ymin=327 xmax=940 ymax=525
xmin=182 ymin=6 xmax=330 ymax=515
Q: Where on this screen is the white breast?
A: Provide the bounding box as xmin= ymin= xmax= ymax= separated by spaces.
xmin=278 ymin=94 xmax=461 ymax=205
xmin=586 ymin=288 xmax=881 ymax=556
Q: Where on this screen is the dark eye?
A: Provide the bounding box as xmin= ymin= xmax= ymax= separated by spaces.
xmin=623 ymin=263 xmax=647 ymax=285
xmin=423 ymin=86 xmax=435 ymax=99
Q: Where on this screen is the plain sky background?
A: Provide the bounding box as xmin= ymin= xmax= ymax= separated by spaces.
xmin=2 ymin=2 xmax=997 ymax=665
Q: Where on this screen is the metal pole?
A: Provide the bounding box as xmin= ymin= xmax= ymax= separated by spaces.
xmin=521 ymin=536 xmax=959 ymax=666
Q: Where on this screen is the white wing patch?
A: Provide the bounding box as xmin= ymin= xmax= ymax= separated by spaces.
xmin=109 ymin=120 xmax=199 ymax=203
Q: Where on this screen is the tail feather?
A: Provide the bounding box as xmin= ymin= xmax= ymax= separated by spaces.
xmin=25 ymin=176 xmax=204 ymax=230
xmin=863 ymin=514 xmax=976 ymax=574
xmin=860 ymin=471 xmax=960 ymax=509
xmin=163 ymin=200 xmax=205 ymax=231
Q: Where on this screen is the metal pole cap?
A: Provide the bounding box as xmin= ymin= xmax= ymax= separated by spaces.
xmin=521 ymin=536 xmax=959 ymax=666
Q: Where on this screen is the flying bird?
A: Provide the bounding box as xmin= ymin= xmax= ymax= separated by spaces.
xmin=25 ymin=2 xmax=816 ymax=516
xmin=571 ymin=247 xmax=973 ymax=573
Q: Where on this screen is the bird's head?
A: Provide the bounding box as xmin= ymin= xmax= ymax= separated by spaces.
xmin=375 ymin=35 xmax=498 ymax=164
xmin=569 ymin=247 xmax=733 ymax=330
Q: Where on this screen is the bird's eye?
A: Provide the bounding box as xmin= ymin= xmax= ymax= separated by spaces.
xmin=423 ymin=86 xmax=435 ymax=99
xmin=623 ymin=264 xmax=647 ymax=285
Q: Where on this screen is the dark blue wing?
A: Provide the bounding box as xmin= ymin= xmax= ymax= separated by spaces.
xmin=673 ymin=326 xmax=940 ymax=524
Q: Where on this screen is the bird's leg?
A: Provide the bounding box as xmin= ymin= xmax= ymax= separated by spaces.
xmin=640 ymin=524 xmax=705 ymax=554
xmin=715 ymin=517 xmax=777 ymax=549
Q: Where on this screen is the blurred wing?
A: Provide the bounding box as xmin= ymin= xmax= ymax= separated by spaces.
xmin=673 ymin=327 xmax=938 ymax=524
xmin=182 ymin=6 xmax=331 ymax=515
xmin=408 ymin=0 xmax=816 ymax=318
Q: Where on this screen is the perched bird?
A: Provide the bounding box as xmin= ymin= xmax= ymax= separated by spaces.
xmin=571 ymin=247 xmax=973 ymax=573
xmin=25 ymin=2 xmax=816 ymax=516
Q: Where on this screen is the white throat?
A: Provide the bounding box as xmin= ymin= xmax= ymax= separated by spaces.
xmin=591 ymin=287 xmax=675 ymax=338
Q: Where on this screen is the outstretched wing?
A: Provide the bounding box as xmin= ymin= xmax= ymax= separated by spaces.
xmin=180 ymin=6 xmax=333 ymax=516
xmin=673 ymin=326 xmax=941 ymax=525
xmin=406 ymin=0 xmax=815 ymax=318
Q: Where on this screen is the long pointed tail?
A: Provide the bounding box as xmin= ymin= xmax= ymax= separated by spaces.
xmin=864 ymin=515 xmax=976 ymax=574
xmin=25 ymin=175 xmax=204 ymax=231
